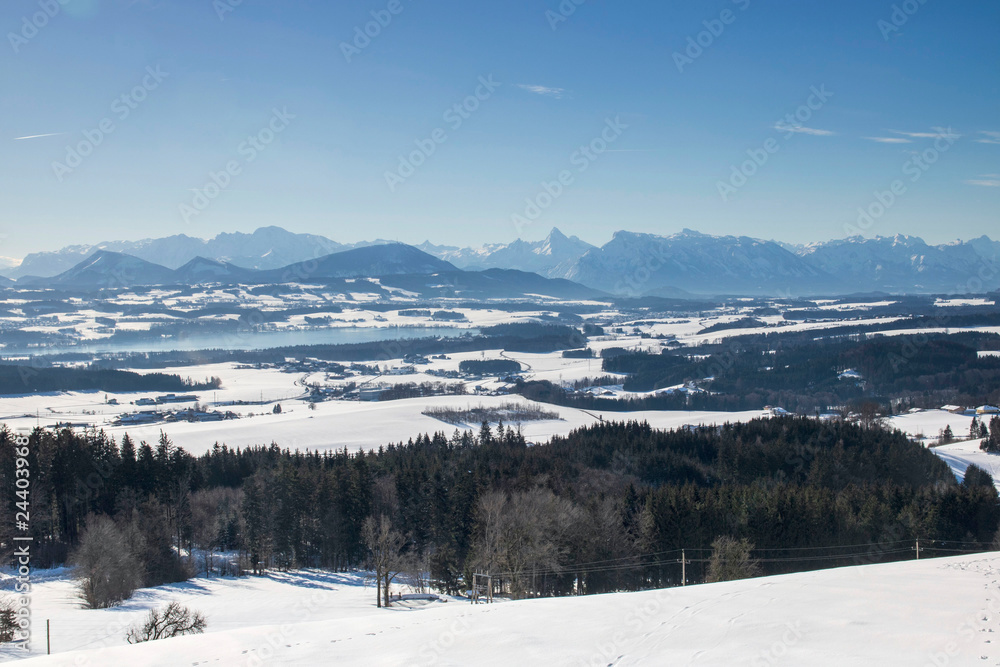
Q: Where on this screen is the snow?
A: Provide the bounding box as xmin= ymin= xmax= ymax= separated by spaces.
xmin=935 ymin=298 xmax=996 ymax=307
xmin=0 ymin=353 xmax=768 ymax=454
xmin=100 ymin=396 xmax=763 ymax=455
xmin=933 ymin=439 xmax=1000 ymax=487
xmin=887 ymin=409 xmax=976 ymax=442
xmin=652 ymin=316 xmax=909 ymax=347
xmin=7 ymin=554 xmax=1000 ymax=666
xmin=882 ymin=412 xmax=1000 ymax=490
xmin=808 ymin=300 xmax=898 ymax=311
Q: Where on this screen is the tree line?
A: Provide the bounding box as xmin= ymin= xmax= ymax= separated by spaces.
xmin=0 ymin=417 xmax=996 ymax=607
xmin=0 ymin=365 xmax=221 ymax=396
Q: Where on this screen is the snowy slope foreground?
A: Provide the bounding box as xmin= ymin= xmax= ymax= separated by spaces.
xmin=6 ymin=554 xmax=1000 ymax=666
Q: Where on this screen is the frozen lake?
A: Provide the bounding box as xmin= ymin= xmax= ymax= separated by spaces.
xmin=4 ymin=325 xmax=476 ymax=355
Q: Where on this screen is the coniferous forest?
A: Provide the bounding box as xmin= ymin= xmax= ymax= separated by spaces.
xmin=0 ymin=417 xmax=996 ymax=602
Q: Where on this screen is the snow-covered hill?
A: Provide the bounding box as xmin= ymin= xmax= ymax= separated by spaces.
xmin=17 ymin=251 xmax=177 ymax=289
xmin=260 ymin=243 xmax=457 ymax=281
xmin=171 ymin=257 xmax=258 ymax=284
xmin=7 ymin=553 xmax=1000 ymax=666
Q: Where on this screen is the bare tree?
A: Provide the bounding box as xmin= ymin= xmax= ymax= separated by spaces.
xmin=362 ymin=514 xmax=405 ymax=608
xmin=471 ymin=490 xmax=506 ymax=577
xmin=190 ymin=487 xmax=241 ymax=576
xmin=125 ymin=602 xmax=206 ymax=643
xmin=470 ymin=488 xmax=577 ymax=599
xmin=503 ymin=489 xmax=574 ymax=598
xmin=706 ymin=536 xmax=761 ymax=583
xmin=401 ymin=551 xmax=431 ymax=595
xmin=72 ymin=515 xmax=145 ymax=609
xmin=855 ymin=401 xmax=886 ymax=430
xmin=571 ymin=497 xmax=637 ymax=594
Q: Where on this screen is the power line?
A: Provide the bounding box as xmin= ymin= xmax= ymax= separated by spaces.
xmin=486 ymin=539 xmax=994 ymax=582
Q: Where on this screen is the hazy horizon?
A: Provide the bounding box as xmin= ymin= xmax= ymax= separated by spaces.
xmin=2 ymin=1 xmax=998 ymax=258
xmin=3 ymin=224 xmax=999 ymax=266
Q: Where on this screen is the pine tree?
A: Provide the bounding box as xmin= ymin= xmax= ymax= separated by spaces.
xmin=479 ymin=421 xmax=493 ymax=446
xmin=241 ymin=476 xmax=273 ymax=574
xmin=963 ymin=464 xmax=995 ymax=489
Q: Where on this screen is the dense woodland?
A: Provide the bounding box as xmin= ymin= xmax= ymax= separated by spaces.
xmin=582 ymin=331 xmax=1000 ymax=413
xmin=1 ymin=418 xmax=996 ymax=603
xmin=458 ymin=359 xmax=522 ymax=375
xmin=0 ymin=365 xmax=221 ymax=396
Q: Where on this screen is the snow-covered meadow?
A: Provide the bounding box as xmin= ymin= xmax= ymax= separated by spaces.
xmin=4 ymin=553 xmax=1000 ymax=666
xmin=0 ymin=351 xmax=768 ymax=454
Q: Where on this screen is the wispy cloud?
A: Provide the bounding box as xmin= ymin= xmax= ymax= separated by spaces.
xmin=517 ymin=84 xmax=566 ymax=99
xmin=966 ymin=174 xmax=1000 ymax=187
xmin=976 ymin=131 xmax=1000 ymax=145
xmin=13 ymin=132 xmax=66 ymax=141
xmin=889 ymin=127 xmax=961 ymax=140
xmin=774 ymin=122 xmax=834 ymax=136
xmin=864 ymin=136 xmax=912 ymax=144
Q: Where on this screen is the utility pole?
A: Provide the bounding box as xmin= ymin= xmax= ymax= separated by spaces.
xmin=46 ymin=619 xmax=50 ymax=655
xmin=915 ymin=539 xmax=921 ymax=560
xmin=679 ymin=550 xmax=691 ymax=586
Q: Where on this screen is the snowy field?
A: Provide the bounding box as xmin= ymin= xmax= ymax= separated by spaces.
xmin=1 ymin=363 xmax=994 ymax=457
xmin=2 ymin=390 xmax=763 ymax=455
xmin=0 ymin=357 xmax=765 ymax=454
xmin=887 ymin=410 xmax=978 ymax=444
xmin=884 ymin=410 xmax=1000 ymax=490
xmin=4 ymin=554 xmax=1000 ymax=665
xmin=934 ymin=439 xmax=1000 ymax=486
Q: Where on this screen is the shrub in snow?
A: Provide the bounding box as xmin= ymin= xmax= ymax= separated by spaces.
xmin=0 ymin=599 xmax=16 ymax=643
xmin=125 ymin=603 xmax=206 ymax=644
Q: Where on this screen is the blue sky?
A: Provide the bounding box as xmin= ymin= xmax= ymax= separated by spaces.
xmin=1 ymin=0 xmax=997 ymax=258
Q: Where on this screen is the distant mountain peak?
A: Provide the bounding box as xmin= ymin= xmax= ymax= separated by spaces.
xmin=419 ymin=229 xmax=595 ymax=278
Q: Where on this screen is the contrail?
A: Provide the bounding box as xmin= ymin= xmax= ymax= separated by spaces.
xmin=13 ymin=132 xmax=66 ymax=140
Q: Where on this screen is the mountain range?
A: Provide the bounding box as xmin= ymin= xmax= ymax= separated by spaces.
xmin=13 ymin=245 xmax=605 ymax=301
xmin=4 ymin=226 xmax=396 ymax=280
xmin=4 ymin=226 xmax=998 ymax=297
xmin=418 ymin=228 xmax=595 ymax=279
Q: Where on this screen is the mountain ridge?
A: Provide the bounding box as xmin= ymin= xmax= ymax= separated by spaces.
xmin=11 ymin=244 xmax=606 ymax=300
xmin=4 ymin=226 xmax=998 ymax=296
